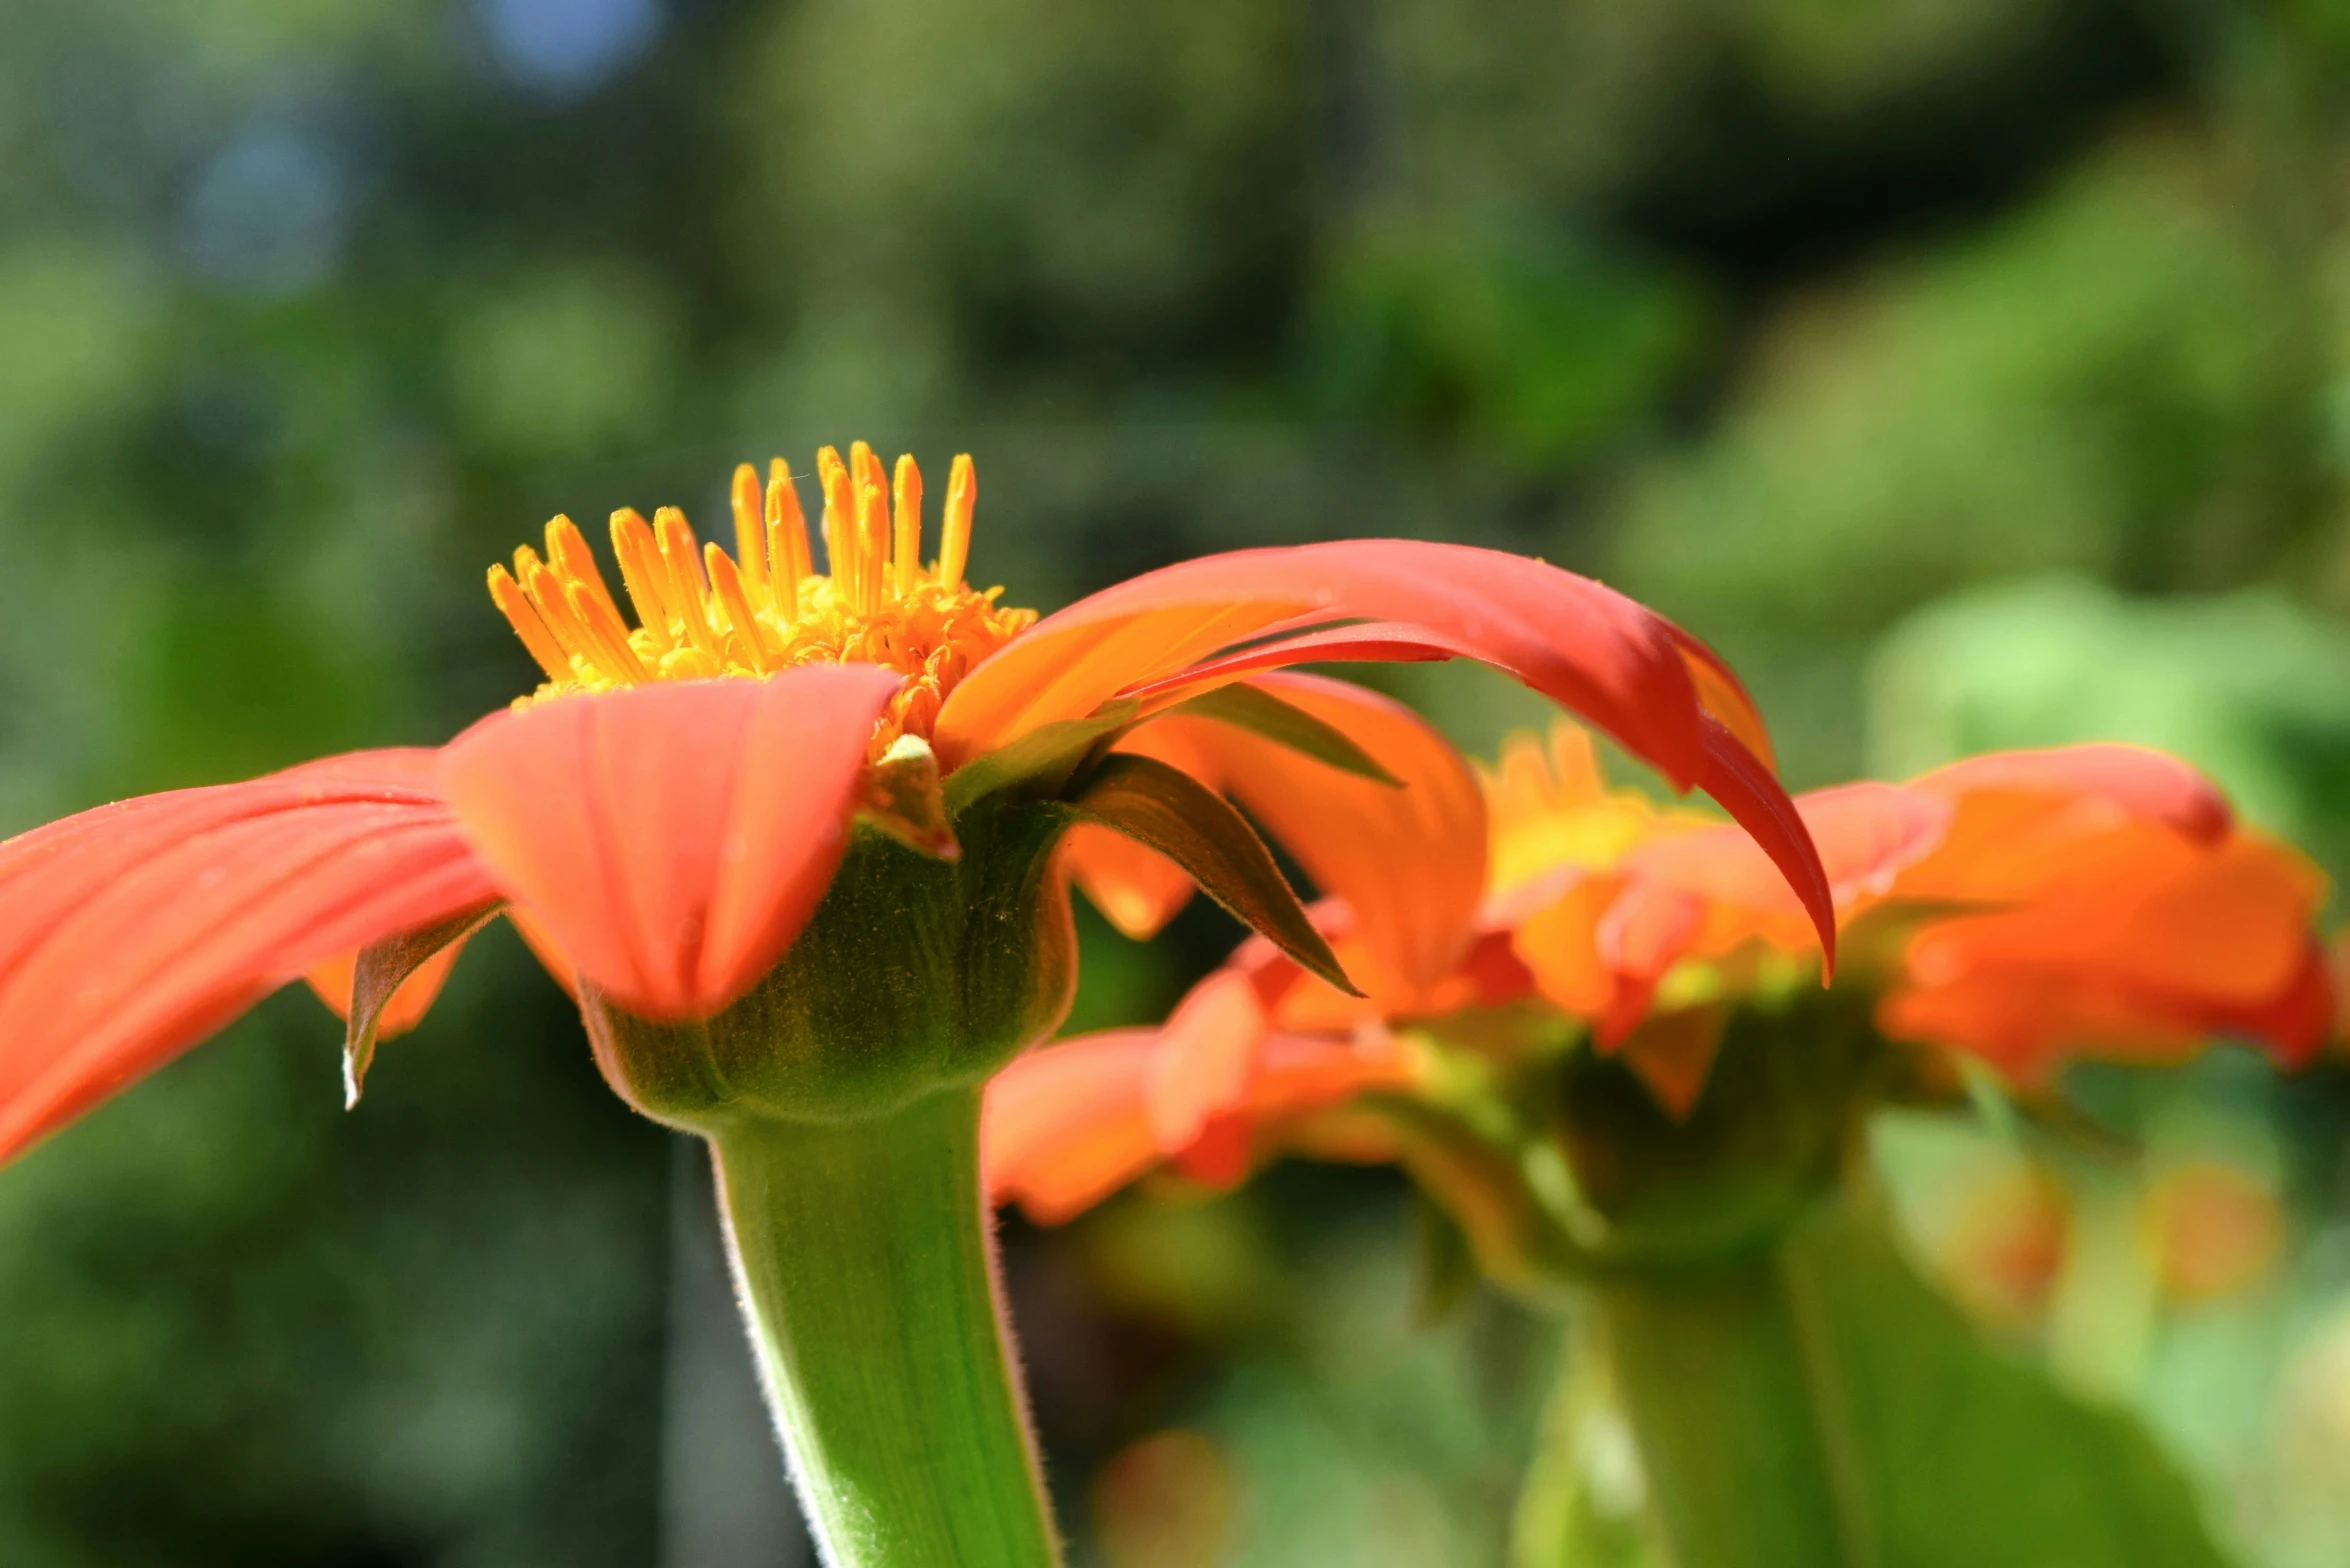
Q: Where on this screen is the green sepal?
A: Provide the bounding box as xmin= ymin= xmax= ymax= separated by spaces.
xmin=1167 ymin=682 xmax=1401 ymax=785
xmin=342 ymin=904 xmax=499 ymax=1107
xmin=1062 ymin=752 xmax=1359 ymax=997
xmin=942 ymin=701 xmax=1139 ymax=817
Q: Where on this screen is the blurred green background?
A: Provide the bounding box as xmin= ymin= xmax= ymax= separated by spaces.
xmin=10 ymin=0 xmax=2350 ymax=1563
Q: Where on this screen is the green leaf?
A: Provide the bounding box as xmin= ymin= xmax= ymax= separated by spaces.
xmin=1593 ymin=1198 xmax=2239 ymax=1568
xmin=342 ymin=906 xmax=499 ymax=1108
xmin=1063 ymin=753 xmax=1360 ymax=996
xmin=1167 ymin=682 xmax=1401 ymax=785
xmin=941 ymin=701 xmax=1139 ymax=818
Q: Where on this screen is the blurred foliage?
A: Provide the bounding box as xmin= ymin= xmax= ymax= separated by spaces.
xmin=1870 ymin=575 xmax=2350 ymax=875
xmin=8 ymin=0 xmax=2350 ymax=1563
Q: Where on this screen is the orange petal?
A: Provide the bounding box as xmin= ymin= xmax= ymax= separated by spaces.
xmin=1062 ymin=826 xmax=1198 ymax=940
xmin=437 ymin=666 xmax=902 ymax=1020
xmin=1145 ymin=969 xmax=1270 ymax=1156
xmin=304 ymin=935 xmax=470 ymax=1042
xmin=937 ymin=543 xmax=1714 ymax=789
xmin=1668 ymin=628 xmax=1776 ymax=772
xmin=1685 ymin=717 xmax=1838 ymax=972
xmin=1907 ymin=830 xmax=2322 ymax=1004
xmin=1623 ymin=780 xmax=1951 ymax=946
xmin=1909 ymin=744 xmax=2231 ymax=843
xmin=0 ymin=752 xmax=498 ymax=1164
xmin=1511 ymin=874 xmax=1625 ymax=1016
xmin=934 ymin=542 xmax=1835 ymax=970
xmin=504 ymin=903 xmax=580 ymax=999
xmin=982 ymin=1031 xmax=1162 ymax=1225
xmin=1134 ymin=673 xmax=1488 ymax=990
xmin=1878 ymin=972 xmax=2208 ymax=1082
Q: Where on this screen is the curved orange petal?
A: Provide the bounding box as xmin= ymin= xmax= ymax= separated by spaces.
xmin=1908 ymin=744 xmax=2231 ymax=843
xmin=1144 ymin=969 xmax=1270 ymax=1158
xmin=938 ymin=543 xmax=1708 ymax=787
xmin=0 ymin=754 xmax=498 ymax=1163
xmin=504 ymin=904 xmax=581 ymax=999
xmin=935 ymin=542 xmax=1835 ymax=970
xmin=437 ymin=666 xmax=903 ymax=1021
xmin=1906 ymin=831 xmax=2322 ymax=1003
xmin=1685 ymin=717 xmax=1838 ymax=971
xmin=1667 ymin=627 xmax=1777 ymax=772
xmin=1894 ymin=747 xmax=2233 ymax=906
xmin=1512 ymin=875 xmax=1625 ymax=1017
xmin=1132 ymin=673 xmax=1488 ymax=990
xmin=982 ymin=1030 xmax=1162 ymax=1225
xmin=1879 ymin=973 xmax=2211 ymax=1082
xmin=1623 ymin=780 xmax=1951 ymax=943
xmin=1886 ymin=825 xmax=2329 ymax=1077
xmin=1061 ymin=826 xmax=1198 ymax=940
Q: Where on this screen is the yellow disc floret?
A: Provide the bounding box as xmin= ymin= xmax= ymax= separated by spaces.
xmin=1478 ymin=721 xmax=1715 ymax=892
xmin=488 ymin=443 xmax=1036 ymax=751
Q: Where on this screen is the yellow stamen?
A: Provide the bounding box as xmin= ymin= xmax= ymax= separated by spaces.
xmin=656 ymin=508 xmax=724 ymax=665
xmin=730 ymin=463 xmax=769 ymax=601
xmin=545 ymin=517 xmax=646 ymax=678
xmin=609 ymin=508 xmax=677 ymax=656
xmin=766 ymin=458 xmax=810 ymax=618
xmin=939 ymin=454 xmax=975 ymax=589
xmin=489 ymin=564 xmax=571 ymax=681
xmin=851 ymin=442 xmax=889 ymax=617
xmin=892 ymin=454 xmax=922 ymax=600
xmin=514 ymin=549 xmax=591 ymax=661
xmin=487 ymin=446 xmax=1037 ymax=755
xmin=817 ymin=446 xmax=855 ymax=607
xmin=705 ymin=542 xmax=774 ymax=674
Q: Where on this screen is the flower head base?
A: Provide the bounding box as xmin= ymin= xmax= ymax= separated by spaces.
xmin=488 ymin=442 xmax=1035 ymax=751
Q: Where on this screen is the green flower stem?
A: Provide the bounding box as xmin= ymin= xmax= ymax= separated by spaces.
xmin=1594 ymin=1254 xmax=1862 ymax=1568
xmin=709 ymin=1084 xmax=1061 ymax=1568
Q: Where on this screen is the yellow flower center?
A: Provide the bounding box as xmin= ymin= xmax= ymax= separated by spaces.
xmin=488 ymin=442 xmax=1036 ymax=751
xmin=1480 ymin=721 xmax=1714 ymax=892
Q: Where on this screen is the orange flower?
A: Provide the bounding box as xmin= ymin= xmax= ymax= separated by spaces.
xmin=1503 ymin=735 xmax=2331 ymax=1079
xmin=985 ymin=728 xmax=2330 ymax=1225
xmin=0 ymin=447 xmax=1829 ymax=1163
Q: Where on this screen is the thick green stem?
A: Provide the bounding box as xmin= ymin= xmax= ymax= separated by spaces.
xmin=709 ymin=1085 xmax=1061 ymax=1568
xmin=1595 ymin=1255 xmax=1866 ymax=1568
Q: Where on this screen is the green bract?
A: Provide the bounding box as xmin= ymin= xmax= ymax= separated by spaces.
xmin=582 ymin=800 xmax=1078 ymax=1130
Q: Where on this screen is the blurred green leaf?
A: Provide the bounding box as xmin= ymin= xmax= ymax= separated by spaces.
xmin=1601 ymin=1198 xmax=2239 ymax=1568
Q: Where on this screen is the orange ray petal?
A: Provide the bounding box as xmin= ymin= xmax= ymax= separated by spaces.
xmin=1511 ymin=874 xmax=1626 ymax=1017
xmin=982 ymin=1030 xmax=1162 ymax=1225
xmin=1144 ymin=969 xmax=1271 ymax=1157
xmin=935 ymin=543 xmax=1713 ymax=790
xmin=1908 ymin=744 xmax=2231 ymax=843
xmin=437 ymin=665 xmax=903 ymax=1021
xmin=1906 ymin=830 xmax=2323 ymax=1003
xmin=1622 ymin=780 xmax=1952 ymax=946
xmin=933 ymin=541 xmax=1835 ymax=969
xmin=1666 ymin=628 xmax=1777 ymax=772
xmin=1062 ymin=826 xmax=1199 ymax=939
xmin=0 ymin=753 xmax=498 ymax=1164
xmin=1684 ymin=716 xmax=1838 ymax=972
